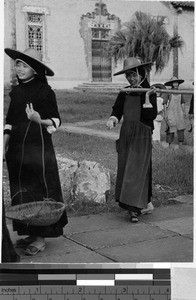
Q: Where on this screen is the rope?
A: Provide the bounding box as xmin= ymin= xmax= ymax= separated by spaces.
xmin=7 ymin=117 xmax=65 ymax=225
xmin=17 ymin=120 xmax=49 ymax=199
xmin=38 ymin=121 xmax=55 ymax=203
xmin=17 ymin=121 xmax=32 ymax=204
xmin=13 ymin=119 xmax=53 ymax=219
xmin=38 ymin=121 xmax=49 ymax=199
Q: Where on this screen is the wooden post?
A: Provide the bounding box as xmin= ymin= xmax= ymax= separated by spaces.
xmin=173 ymin=16 xmax=178 ymax=77
xmin=121 ymin=88 xmax=193 ymax=94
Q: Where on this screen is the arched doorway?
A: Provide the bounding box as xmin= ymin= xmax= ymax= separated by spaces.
xmin=80 ymin=2 xmax=120 ymax=82
xmin=92 ymin=28 xmax=111 ymax=81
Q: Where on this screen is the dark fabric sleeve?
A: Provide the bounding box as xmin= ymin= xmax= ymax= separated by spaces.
xmin=189 ymin=95 xmax=194 ymax=114
xmin=162 ymin=94 xmax=169 ymax=105
xmin=2 ymin=200 xmax=20 ymax=262
xmin=181 ymin=94 xmax=186 ymax=104
xmin=38 ymin=86 xmax=61 ymax=126
xmin=5 ymin=91 xmax=15 ymax=126
xmin=110 ymin=92 xmax=125 ymax=122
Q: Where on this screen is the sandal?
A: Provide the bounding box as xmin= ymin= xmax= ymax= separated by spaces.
xmin=129 ymin=211 xmax=139 ymax=223
xmin=141 ymin=202 xmax=154 ymax=215
xmin=16 ymin=236 xmax=36 ymax=248
xmin=24 ymin=242 xmax=46 ymax=256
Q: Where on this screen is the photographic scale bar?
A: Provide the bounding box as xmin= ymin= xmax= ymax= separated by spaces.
xmin=0 ymin=269 xmax=171 ymax=299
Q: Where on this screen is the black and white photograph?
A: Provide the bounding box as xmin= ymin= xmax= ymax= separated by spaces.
xmin=1 ymin=1 xmax=195 ymax=299
xmin=1 ymin=0 xmax=194 ymax=267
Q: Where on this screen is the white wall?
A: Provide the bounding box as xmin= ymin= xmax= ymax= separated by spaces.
xmin=4 ymin=0 xmax=194 ymax=88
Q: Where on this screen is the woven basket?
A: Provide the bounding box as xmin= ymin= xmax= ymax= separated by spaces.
xmin=6 ymin=200 xmax=66 ymax=227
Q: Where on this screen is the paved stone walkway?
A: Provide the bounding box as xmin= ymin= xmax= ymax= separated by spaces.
xmin=7 ymin=178 xmax=193 ymax=263
xmin=6 ymin=119 xmax=194 ymax=263
xmin=8 ymin=194 xmax=193 ymax=263
xmin=60 ymin=122 xmax=119 ymax=140
xmin=59 ymin=120 xmax=193 ymax=152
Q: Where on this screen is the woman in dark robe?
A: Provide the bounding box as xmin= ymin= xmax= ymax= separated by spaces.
xmin=2 ymin=198 xmax=20 ymax=262
xmin=4 ymin=48 xmax=68 ymax=255
xmin=107 ymin=57 xmax=157 ymax=222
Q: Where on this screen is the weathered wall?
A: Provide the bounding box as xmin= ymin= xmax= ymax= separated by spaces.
xmin=4 ymin=0 xmax=17 ymax=87
xmin=4 ymin=0 xmax=194 ymax=88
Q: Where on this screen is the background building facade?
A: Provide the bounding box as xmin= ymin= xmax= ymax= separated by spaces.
xmin=4 ymin=0 xmax=194 ymax=89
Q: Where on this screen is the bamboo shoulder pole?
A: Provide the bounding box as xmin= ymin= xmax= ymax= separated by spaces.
xmin=120 ymin=88 xmax=194 ymax=94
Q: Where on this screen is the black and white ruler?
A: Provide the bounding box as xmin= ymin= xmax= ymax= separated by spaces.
xmin=0 ymin=267 xmax=171 ymax=299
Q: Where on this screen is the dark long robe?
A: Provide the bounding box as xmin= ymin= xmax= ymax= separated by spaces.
xmin=189 ymin=94 xmax=194 ymax=115
xmin=110 ymin=85 xmax=157 ymax=212
xmin=2 ymin=199 xmax=20 ymax=262
xmin=5 ymin=77 xmax=68 ymax=237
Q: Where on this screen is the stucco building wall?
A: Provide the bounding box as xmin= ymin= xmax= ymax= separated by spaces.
xmin=177 ymin=9 xmax=194 ymax=83
xmin=4 ymin=0 xmax=194 ymax=89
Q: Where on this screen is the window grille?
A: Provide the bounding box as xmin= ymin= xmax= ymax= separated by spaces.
xmin=27 ymin=13 xmax=43 ymax=51
xmin=92 ymin=29 xmax=110 ymax=40
xmin=92 ymin=29 xmax=100 ymax=39
xmin=101 ymin=30 xmax=109 ymax=40
xmin=152 ymin=15 xmax=169 ymax=25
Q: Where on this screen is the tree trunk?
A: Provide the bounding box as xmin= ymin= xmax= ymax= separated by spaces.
xmin=173 ymin=16 xmax=178 ymax=77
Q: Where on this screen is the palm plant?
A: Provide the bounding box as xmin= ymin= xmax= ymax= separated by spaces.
xmin=107 ymin=11 xmax=184 ymax=73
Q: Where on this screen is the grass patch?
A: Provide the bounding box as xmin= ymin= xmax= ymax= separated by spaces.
xmin=54 ymin=89 xmax=116 ymax=123
xmin=53 ymin=131 xmax=193 ymax=216
xmin=152 ymin=144 xmax=193 ymax=193
xmin=54 ymin=132 xmax=117 ymax=173
xmin=3 ymin=89 xmax=193 ymax=217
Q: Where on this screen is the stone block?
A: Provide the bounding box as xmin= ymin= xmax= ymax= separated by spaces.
xmin=71 ymin=160 xmax=110 ymax=204
xmin=57 ymin=155 xmax=78 ymax=203
xmin=57 ymin=156 xmax=110 ymax=204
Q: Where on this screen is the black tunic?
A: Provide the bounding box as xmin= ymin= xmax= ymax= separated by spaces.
xmin=5 ymin=77 xmax=68 ymax=237
xmin=110 ymin=86 xmax=157 ymax=211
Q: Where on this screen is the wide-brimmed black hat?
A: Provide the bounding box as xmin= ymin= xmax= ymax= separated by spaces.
xmin=114 ymin=57 xmax=153 ymax=76
xmin=4 ymin=48 xmax=54 ymax=76
xmin=151 ymin=83 xmax=166 ymax=89
xmin=164 ymin=76 xmax=184 ymax=86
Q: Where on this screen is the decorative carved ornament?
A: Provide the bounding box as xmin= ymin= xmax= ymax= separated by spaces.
xmin=22 ymin=6 xmax=50 ymax=15
xmin=81 ymin=2 xmax=120 ymax=29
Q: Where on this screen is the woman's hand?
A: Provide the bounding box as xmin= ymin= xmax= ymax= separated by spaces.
xmin=26 ymin=103 xmax=41 ymax=124
xmin=106 ymin=119 xmax=114 ymax=130
xmin=143 ymin=86 xmax=157 ymax=108
xmin=146 ymin=86 xmax=157 ymax=97
xmin=106 ymin=116 xmax=118 ymax=130
xmin=189 ymin=113 xmax=194 ymax=120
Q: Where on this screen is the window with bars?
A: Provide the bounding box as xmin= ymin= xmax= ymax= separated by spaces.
xmin=92 ymin=29 xmax=110 ymax=40
xmin=27 ymin=13 xmax=43 ymax=52
xmin=152 ymin=15 xmax=169 ymax=24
